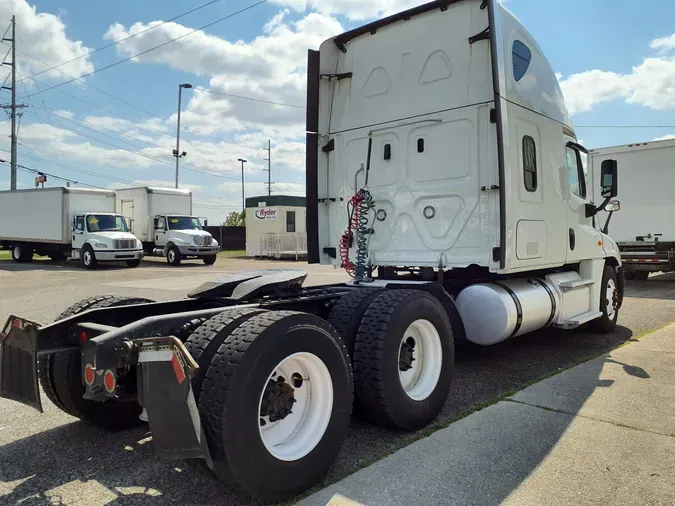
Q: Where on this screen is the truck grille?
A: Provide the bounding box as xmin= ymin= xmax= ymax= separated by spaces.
xmin=194 ymin=236 xmax=211 ymax=246
xmin=114 ymin=239 xmax=136 ymax=249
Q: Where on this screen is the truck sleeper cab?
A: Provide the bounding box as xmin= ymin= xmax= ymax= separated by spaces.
xmin=0 ymin=1 xmax=624 ymax=503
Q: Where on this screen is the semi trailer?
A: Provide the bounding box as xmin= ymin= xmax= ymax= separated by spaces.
xmin=0 ymin=187 xmax=144 ymax=268
xmin=115 ymin=187 xmax=219 ymax=266
xmin=0 ymin=1 xmax=624 ymax=502
xmin=589 ymin=138 xmax=675 ymax=280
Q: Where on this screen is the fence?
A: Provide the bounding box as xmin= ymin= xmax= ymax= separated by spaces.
xmin=259 ymin=232 xmax=308 ymax=260
xmin=203 ymin=226 xmax=245 ymax=250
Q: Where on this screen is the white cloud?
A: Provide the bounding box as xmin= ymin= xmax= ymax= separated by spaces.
xmin=560 ymin=33 xmax=675 ymax=115
xmin=270 ymin=0 xmax=426 ymax=21
xmin=0 ymin=0 xmax=94 ymax=80
xmin=652 ymin=134 xmax=675 ymax=141
xmin=104 ymin=12 xmax=342 ymax=134
xmin=650 ymin=34 xmax=675 ymax=53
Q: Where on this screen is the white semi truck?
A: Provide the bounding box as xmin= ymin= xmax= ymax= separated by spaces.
xmin=0 ymin=1 xmax=624 ymax=502
xmin=0 ymin=187 xmax=144 ymax=268
xmin=589 ymin=138 xmax=675 ymax=280
xmin=115 ymin=187 xmax=220 ymax=266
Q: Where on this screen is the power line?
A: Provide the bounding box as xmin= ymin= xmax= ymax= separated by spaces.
xmin=10 ymin=48 xmax=267 ymax=153
xmin=20 ymin=1 xmax=268 ymax=100
xmin=17 ymin=0 xmax=224 ymax=85
xmin=3 ymin=147 xmax=241 ymax=205
xmin=196 ymin=88 xmax=305 ymax=109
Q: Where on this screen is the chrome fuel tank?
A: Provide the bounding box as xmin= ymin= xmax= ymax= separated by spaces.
xmin=455 ymin=278 xmax=559 ymax=346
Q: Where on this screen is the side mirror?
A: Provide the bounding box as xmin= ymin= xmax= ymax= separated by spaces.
xmin=604 ymin=200 xmax=620 ymax=213
xmin=600 ymin=159 xmax=618 ymax=199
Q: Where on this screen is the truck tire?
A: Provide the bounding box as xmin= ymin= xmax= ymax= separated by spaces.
xmin=80 ymin=244 xmax=97 ymax=269
xmin=11 ymin=244 xmax=33 ymax=263
xmin=589 ymin=265 xmax=620 ymax=333
xmin=48 ymin=252 xmax=67 ymax=261
xmin=202 ymin=254 xmax=217 ymax=266
xmin=167 ymin=245 xmax=182 ymax=266
xmin=38 ymin=295 xmax=155 ymax=430
xmin=325 ymin=288 xmax=382 ymax=357
xmin=126 ymin=259 xmax=141 ymax=268
xmin=184 ymin=308 xmax=267 ymax=400
xmin=199 ymin=311 xmax=353 ymax=502
xmin=353 ymin=289 xmax=454 ymax=431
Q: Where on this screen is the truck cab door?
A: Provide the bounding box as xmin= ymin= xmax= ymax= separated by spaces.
xmin=565 ymin=145 xmax=601 ymax=263
xmin=155 ymin=216 xmax=167 ymax=246
xmin=72 ymin=215 xmax=86 ymax=251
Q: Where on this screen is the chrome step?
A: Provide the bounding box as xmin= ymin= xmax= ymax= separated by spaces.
xmin=557 ymin=278 xmax=595 ymax=289
xmin=558 ymin=311 xmax=603 ymax=329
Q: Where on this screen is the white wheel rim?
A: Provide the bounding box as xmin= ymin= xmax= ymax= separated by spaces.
xmin=258 ymin=352 xmax=333 ymax=462
xmin=606 ymin=278 xmax=617 ymax=319
xmin=168 ymin=250 xmax=175 ymax=262
xmin=398 ymin=319 xmax=443 ymax=401
xmin=12 ymin=246 xmax=19 ymax=259
xmin=84 ymin=251 xmax=91 ymax=265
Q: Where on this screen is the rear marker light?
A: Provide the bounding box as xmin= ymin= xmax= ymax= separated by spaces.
xmin=80 ymin=332 xmax=87 ymax=342
xmin=84 ymin=364 xmax=96 ymax=386
xmin=104 ymin=370 xmax=116 ymax=393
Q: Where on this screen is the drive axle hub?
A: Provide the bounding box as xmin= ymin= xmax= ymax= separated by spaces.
xmin=399 ymin=337 xmax=416 ymax=372
xmin=260 ymin=376 xmax=296 ymax=423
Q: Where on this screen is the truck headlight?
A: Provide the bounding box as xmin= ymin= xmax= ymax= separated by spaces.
xmin=94 ymin=243 xmax=108 ymax=249
xmin=211 ymin=238 xmax=219 ymax=247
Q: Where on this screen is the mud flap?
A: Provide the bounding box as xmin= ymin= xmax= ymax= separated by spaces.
xmin=138 ymin=337 xmax=213 ymax=468
xmin=0 ymin=316 xmax=43 ymax=412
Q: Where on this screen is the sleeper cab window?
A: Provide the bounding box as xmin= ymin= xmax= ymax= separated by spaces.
xmin=512 ymin=40 xmax=532 ymax=82
xmin=522 ymin=135 xmax=537 ymax=192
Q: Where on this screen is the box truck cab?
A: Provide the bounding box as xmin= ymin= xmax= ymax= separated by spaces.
xmin=116 ymin=187 xmax=219 ymax=266
xmin=0 ymin=187 xmax=144 ymax=268
xmin=72 ymin=212 xmax=143 ymax=268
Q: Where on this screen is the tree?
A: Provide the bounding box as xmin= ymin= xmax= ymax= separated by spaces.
xmin=224 ymin=210 xmax=245 ymax=227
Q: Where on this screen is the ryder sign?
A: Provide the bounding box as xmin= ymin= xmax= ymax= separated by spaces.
xmin=254 ymin=207 xmax=278 ymax=220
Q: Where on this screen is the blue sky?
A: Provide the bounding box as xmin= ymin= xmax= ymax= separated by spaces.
xmin=0 ymin=0 xmax=674 ymax=222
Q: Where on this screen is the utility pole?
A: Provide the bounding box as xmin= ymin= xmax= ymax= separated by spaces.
xmin=173 ymin=83 xmax=192 ymax=188
xmin=263 ymin=139 xmax=272 ymax=196
xmin=238 ymin=158 xmax=247 ymax=212
xmin=1 ymin=16 xmax=27 ymax=190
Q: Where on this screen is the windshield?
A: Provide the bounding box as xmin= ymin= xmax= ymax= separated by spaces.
xmin=167 ymin=216 xmax=203 ymax=230
xmin=86 ymin=214 xmax=129 ymax=233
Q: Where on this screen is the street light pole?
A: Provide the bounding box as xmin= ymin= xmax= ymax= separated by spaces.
xmin=238 ymin=158 xmax=247 ymax=212
xmin=174 ymin=83 xmax=192 ymax=189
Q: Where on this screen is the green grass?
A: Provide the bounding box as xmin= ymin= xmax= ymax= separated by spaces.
xmin=217 ymin=249 xmax=246 ymax=258
xmin=0 ymin=250 xmax=10 ymax=260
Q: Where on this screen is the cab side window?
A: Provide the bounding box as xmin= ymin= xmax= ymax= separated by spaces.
xmin=157 ymin=216 xmax=166 ymax=230
xmin=75 ymin=216 xmax=84 ymax=231
xmin=566 ymin=147 xmax=586 ymax=199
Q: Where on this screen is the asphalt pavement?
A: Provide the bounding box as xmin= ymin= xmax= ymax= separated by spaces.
xmin=1 ymin=259 xmax=675 ymax=505
xmin=300 ymin=323 xmax=675 ymax=506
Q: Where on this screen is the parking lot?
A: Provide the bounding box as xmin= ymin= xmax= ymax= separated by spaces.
xmin=2 ymin=257 xmax=675 ymax=505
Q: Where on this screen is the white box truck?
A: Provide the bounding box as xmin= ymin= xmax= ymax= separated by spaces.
xmin=0 ymin=187 xmax=144 ymax=268
xmin=589 ymin=138 xmax=675 ymax=279
xmin=115 ymin=187 xmax=219 ymax=266
xmin=0 ymin=1 xmax=628 ymax=502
